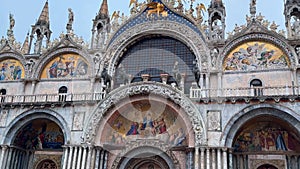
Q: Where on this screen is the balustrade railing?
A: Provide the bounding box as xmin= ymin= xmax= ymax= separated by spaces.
xmin=0 ymin=92 xmax=105 ymax=104
xmin=190 ymin=86 xmax=300 ymax=99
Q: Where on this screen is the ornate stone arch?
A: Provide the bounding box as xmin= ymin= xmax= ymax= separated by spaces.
xmin=219 ymin=33 xmax=297 ymax=71
xmin=33 ymin=47 xmax=93 ymax=79
xmin=2 ymin=108 xmax=71 ymax=145
xmin=220 ymin=103 xmax=300 ymax=147
xmin=113 ymin=145 xmax=178 ymax=169
xmin=255 ymin=162 xmax=281 ymax=169
xmin=82 ymin=82 xmax=207 ymax=146
xmin=104 ymin=20 xmax=209 ymax=75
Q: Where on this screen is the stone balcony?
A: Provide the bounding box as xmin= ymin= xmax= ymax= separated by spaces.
xmin=1 ymin=84 xmax=300 ymax=107
xmin=189 ymin=85 xmax=300 ymax=103
xmin=0 ymin=92 xmax=105 ymax=108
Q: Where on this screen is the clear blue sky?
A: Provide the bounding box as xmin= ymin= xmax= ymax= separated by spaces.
xmin=0 ymin=0 xmax=285 ymax=43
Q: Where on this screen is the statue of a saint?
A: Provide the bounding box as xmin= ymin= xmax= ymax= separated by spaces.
xmin=9 ymin=14 xmax=15 ymax=30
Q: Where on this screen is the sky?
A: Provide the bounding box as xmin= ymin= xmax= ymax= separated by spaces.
xmin=0 ymin=0 xmax=286 ymax=43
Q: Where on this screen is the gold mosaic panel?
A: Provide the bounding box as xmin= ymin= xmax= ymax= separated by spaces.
xmin=223 ymin=41 xmax=290 ymax=71
xmin=0 ymin=59 xmax=25 ymax=80
xmin=41 ymin=53 xmax=89 ymax=79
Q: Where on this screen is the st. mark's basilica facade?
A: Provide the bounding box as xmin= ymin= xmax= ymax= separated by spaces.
xmin=1 ymin=0 xmax=300 ymax=168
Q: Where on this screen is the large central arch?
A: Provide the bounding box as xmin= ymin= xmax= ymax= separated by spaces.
xmin=83 ymin=82 xmax=206 ymax=146
xmin=103 ymin=20 xmax=209 ymax=75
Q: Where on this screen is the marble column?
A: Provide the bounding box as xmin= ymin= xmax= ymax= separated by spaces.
xmin=222 ymin=148 xmax=228 ymax=169
xmin=86 ymin=146 xmax=93 ymax=169
xmin=206 ymin=148 xmax=210 ymax=169
xmin=228 ymin=149 xmax=233 ymax=169
xmin=99 ymin=150 xmax=104 ymax=169
xmin=22 ymin=151 xmax=29 ymax=169
xmin=76 ymin=147 xmax=82 ymax=169
xmin=217 ymin=148 xmax=221 ymax=169
xmin=62 ymin=146 xmax=69 ymax=169
xmin=72 ymin=147 xmax=78 ymax=169
xmin=103 ymin=151 xmax=108 ymax=169
xmin=200 ymin=73 xmax=204 ymax=89
xmin=90 ymin=147 xmax=96 ymax=169
xmin=94 ymin=148 xmax=101 ymax=169
xmin=1 ymin=146 xmax=9 ymax=169
xmin=200 ymin=147 xmax=205 ymax=169
xmin=67 ymin=146 xmax=73 ymax=169
xmin=212 ymin=149 xmax=216 ymax=169
xmin=81 ymin=146 xmax=87 ymax=169
xmin=11 ymin=148 xmax=16 ymax=169
xmin=5 ymin=147 xmax=13 ymax=169
xmin=187 ymin=150 xmax=193 ymax=169
xmin=194 ymin=147 xmax=199 ymax=169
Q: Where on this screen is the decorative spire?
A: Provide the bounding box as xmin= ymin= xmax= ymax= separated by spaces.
xmin=250 ymin=0 xmax=256 ymax=18
xmin=36 ymin=1 xmax=50 ymax=27
xmin=210 ymin=0 xmax=223 ymax=8
xmin=99 ymin=0 xmax=109 ymax=19
xmin=21 ymin=33 xmax=29 ymax=54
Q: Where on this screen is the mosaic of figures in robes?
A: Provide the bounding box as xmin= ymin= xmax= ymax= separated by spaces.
xmin=13 ymin=119 xmax=64 ymax=150
xmin=0 ymin=59 xmax=24 ymax=80
xmin=233 ymin=121 xmax=300 ymax=152
xmin=41 ymin=53 xmax=88 ymax=79
xmin=102 ymin=100 xmax=188 ymax=147
xmin=224 ymin=41 xmax=289 ymax=71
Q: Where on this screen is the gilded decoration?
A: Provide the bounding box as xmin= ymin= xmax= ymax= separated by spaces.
xmin=0 ymin=58 xmax=24 ymax=80
xmin=233 ymin=120 xmax=300 ymax=152
xmin=41 ymin=53 xmax=89 ymax=79
xmin=101 ymin=100 xmax=188 ymax=147
xmin=224 ymin=41 xmax=289 ymax=71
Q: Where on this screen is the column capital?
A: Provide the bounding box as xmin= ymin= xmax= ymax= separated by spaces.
xmin=1 ymin=145 xmax=9 ymax=150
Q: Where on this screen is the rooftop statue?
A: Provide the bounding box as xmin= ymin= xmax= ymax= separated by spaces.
xmin=9 ymin=13 xmax=15 ymax=30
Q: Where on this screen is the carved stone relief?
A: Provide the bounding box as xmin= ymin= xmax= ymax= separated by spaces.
xmin=72 ymin=112 xmax=85 ymax=131
xmin=207 ymin=110 xmax=221 ymax=131
xmin=0 ymin=109 xmax=8 ymax=127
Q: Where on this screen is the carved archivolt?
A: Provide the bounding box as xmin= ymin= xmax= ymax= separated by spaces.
xmin=104 ymin=20 xmax=209 ymax=74
xmin=83 ymin=82 xmax=206 ymax=146
xmin=111 ymin=141 xmax=179 ymax=169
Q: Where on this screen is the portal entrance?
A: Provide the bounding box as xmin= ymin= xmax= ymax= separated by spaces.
xmin=116 ymin=146 xmax=176 ymax=169
xmin=124 ymin=154 xmax=169 ymax=169
xmin=257 ymin=164 xmax=278 ymax=169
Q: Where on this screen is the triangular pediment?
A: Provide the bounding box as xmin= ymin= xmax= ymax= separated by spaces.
xmin=0 ymin=40 xmax=23 ymax=55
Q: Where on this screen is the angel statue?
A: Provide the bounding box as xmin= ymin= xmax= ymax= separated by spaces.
xmin=196 ymin=3 xmax=206 ymax=24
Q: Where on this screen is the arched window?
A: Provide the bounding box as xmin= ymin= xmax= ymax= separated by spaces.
xmin=0 ymin=89 xmax=6 ymax=103
xmin=115 ymin=36 xmax=197 ymax=93
xmin=250 ymin=79 xmax=263 ymax=96
xmin=58 ymin=86 xmax=68 ymax=102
